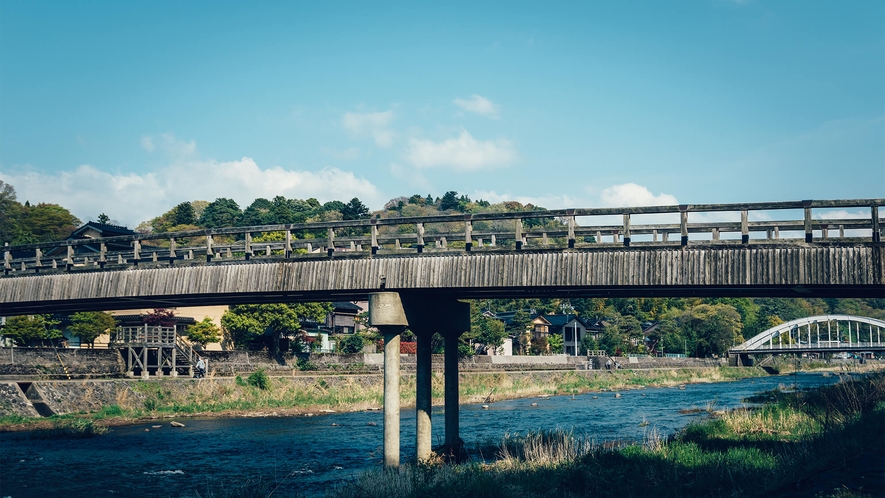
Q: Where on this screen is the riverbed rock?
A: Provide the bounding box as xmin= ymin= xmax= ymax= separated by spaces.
xmin=530 ymin=402 xmax=538 ymax=407
xmin=170 ymin=421 xmax=185 ymax=427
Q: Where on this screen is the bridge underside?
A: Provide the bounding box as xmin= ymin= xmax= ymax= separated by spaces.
xmin=2 ymin=284 xmax=883 ymax=315
xmin=1 ymin=244 xmax=882 ymax=315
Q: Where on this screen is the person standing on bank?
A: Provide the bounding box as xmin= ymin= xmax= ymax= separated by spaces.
xmin=196 ymin=356 xmax=206 ymax=378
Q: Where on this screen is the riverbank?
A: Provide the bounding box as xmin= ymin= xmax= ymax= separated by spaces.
xmin=0 ymin=366 xmax=773 ymax=431
xmin=332 ymin=371 xmax=885 ymax=498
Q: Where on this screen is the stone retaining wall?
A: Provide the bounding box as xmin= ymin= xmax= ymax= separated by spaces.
xmin=0 ymin=348 xmax=126 ymax=379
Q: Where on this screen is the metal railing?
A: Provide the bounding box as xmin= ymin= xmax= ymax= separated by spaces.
xmin=4 ymin=198 xmax=883 ymax=276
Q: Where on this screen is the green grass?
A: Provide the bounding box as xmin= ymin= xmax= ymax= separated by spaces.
xmin=330 ymin=372 xmax=885 ymax=498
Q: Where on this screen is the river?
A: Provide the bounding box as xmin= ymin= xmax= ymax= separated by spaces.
xmin=0 ymin=372 xmax=842 ymax=497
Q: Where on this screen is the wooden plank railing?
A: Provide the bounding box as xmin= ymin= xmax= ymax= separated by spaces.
xmin=4 ymin=198 xmax=884 ymax=276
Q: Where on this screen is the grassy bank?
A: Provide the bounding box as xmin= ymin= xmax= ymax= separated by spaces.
xmin=333 ymin=372 xmax=885 ymax=498
xmin=0 ymin=366 xmax=769 ymax=430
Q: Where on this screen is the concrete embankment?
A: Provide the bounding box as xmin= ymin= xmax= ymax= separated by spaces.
xmin=0 ymin=347 xmax=726 ymax=380
xmin=0 ymin=364 xmax=753 ymax=421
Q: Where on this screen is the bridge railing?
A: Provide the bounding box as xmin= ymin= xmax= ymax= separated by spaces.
xmin=3 ymin=198 xmax=883 ymax=276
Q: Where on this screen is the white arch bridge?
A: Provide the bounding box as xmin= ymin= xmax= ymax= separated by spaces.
xmin=730 ymin=314 xmax=885 ymax=356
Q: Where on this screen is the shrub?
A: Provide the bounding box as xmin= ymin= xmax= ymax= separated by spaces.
xmin=296 ymin=358 xmax=318 ymax=371
xmin=247 ymin=369 xmax=271 ymax=390
xmin=338 ymin=333 xmax=365 ymax=354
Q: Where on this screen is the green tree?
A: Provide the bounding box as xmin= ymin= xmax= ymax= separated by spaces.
xmin=440 ymin=191 xmax=460 ymax=211
xmin=200 ymin=198 xmax=242 ymax=228
xmin=664 ymin=304 xmax=744 ymax=357
xmin=342 ymin=197 xmax=370 ymax=220
xmin=96 ymin=213 xmax=111 ymax=224
xmin=172 ymin=201 xmax=195 ymax=226
xmin=463 ymin=301 xmax=507 ymax=355
xmin=337 ymin=333 xmax=365 ymax=354
xmin=547 ymin=333 xmax=564 ymax=354
xmin=68 ymin=312 xmax=116 ymax=348
xmin=187 ymin=317 xmax=222 ymax=347
xmin=1 ymin=315 xmax=63 ymax=346
xmin=221 ymin=303 xmax=332 ymax=352
xmin=19 ymin=203 xmax=80 ymax=243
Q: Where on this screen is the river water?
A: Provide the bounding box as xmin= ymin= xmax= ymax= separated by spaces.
xmin=0 ymin=373 xmax=841 ymax=497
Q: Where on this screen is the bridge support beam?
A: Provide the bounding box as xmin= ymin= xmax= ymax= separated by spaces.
xmin=399 ymin=295 xmax=470 ymax=463
xmin=368 ymin=293 xmax=408 ymax=468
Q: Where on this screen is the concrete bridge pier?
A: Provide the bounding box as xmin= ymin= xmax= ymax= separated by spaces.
xmin=369 ymin=292 xmax=470 ymax=467
xmin=368 ymin=293 xmax=408 ymax=468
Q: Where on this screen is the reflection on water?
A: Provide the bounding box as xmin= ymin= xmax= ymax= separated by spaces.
xmin=0 ymin=373 xmax=841 ymax=497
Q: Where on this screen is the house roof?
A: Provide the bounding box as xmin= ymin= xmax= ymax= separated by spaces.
xmin=69 ymin=222 xmax=137 ymax=239
xmin=331 ymin=301 xmax=363 ymax=312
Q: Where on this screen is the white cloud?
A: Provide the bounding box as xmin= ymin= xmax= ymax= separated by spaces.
xmin=342 ymin=110 xmax=395 ymax=147
xmin=1 ymin=134 xmax=384 ymax=228
xmin=406 ymin=130 xmax=517 ymax=171
xmin=389 ymin=163 xmax=432 ymax=191
xmin=453 ymin=95 xmax=499 ymax=118
xmin=816 ymin=209 xmax=870 ymax=220
xmin=322 ymin=147 xmax=362 ymax=161
xmin=140 ymin=136 xmax=155 ymax=152
xmin=598 ymin=183 xmax=678 ymax=207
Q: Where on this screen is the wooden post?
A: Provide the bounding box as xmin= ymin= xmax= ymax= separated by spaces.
xmin=132 ymin=240 xmax=141 ymax=263
xmin=464 ymin=217 xmax=473 ymax=252
xmin=596 ymin=230 xmax=602 ymax=244
xmin=168 ymin=238 xmax=177 ymax=265
xmin=623 ymin=214 xmax=631 ymax=247
xmin=872 ymin=206 xmax=880 ymax=243
xmin=490 ymin=234 xmax=496 ymax=246
xmin=371 ymin=220 xmax=379 ymax=255
xmin=821 ymin=224 xmax=829 ymax=240
xmin=206 ymin=234 xmax=214 ymax=262
xmin=542 ymin=233 xmax=548 ymax=246
xmin=515 ymin=218 xmax=523 ymax=250
xmin=327 ymin=227 xmax=335 ymax=257
xmin=3 ymin=243 xmax=10 ymax=275
xmin=67 ymin=244 xmax=76 ymax=270
xmin=244 ymin=232 xmax=252 ymax=260
xmin=99 ymin=243 xmax=107 ymax=268
xmin=803 ymin=200 xmax=813 ymax=243
xmin=652 ymin=230 xmax=658 ymax=242
xmin=35 ymin=248 xmax=43 ymax=270
xmin=285 ymin=230 xmax=293 ymax=258
xmin=679 ymin=205 xmax=689 ymax=246
xmin=416 ymin=223 xmax=425 ymax=253
xmin=613 ymin=230 xmax=620 ymax=244
xmin=741 ymin=210 xmax=749 ymax=244
xmin=712 ymin=227 xmax=720 ymax=241
xmin=662 ymin=231 xmax=669 ymax=243
xmin=567 ymin=210 xmax=576 ymax=248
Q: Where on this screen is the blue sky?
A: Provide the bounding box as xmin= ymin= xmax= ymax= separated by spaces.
xmin=1 ymin=1 xmax=883 ymax=228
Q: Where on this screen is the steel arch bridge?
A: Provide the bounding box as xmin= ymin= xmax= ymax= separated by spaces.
xmin=731 ymin=315 xmax=885 ymax=355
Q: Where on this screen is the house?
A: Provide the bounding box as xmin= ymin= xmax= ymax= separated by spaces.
xmin=44 ymin=221 xmax=138 ymax=258
xmin=539 ymin=314 xmax=594 ymax=355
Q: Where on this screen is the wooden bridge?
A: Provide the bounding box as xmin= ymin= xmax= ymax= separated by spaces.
xmin=1 ymin=198 xmax=883 ymax=315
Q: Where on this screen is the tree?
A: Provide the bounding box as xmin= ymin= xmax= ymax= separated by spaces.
xmin=200 ymin=198 xmax=242 ymax=228
xmin=338 ymin=333 xmax=365 ymax=354
xmin=96 ymin=213 xmax=111 ymax=224
xmin=1 ymin=315 xmax=62 ymax=346
xmin=547 ymin=333 xmax=564 ymax=354
xmin=663 ymin=304 xmax=744 ymax=357
xmin=529 ymin=335 xmax=549 ymax=355
xmin=342 ymin=197 xmax=370 ymax=220
xmin=144 ymin=308 xmax=176 ymax=327
xmin=68 ymin=312 xmax=116 ymax=348
xmin=18 ymin=203 xmax=80 ymax=243
xmin=221 ymin=303 xmax=332 ymax=353
xmin=172 ymin=201 xmax=195 ymax=226
xmin=187 ymin=317 xmax=222 ymax=347
xmin=463 ymin=301 xmax=507 ymax=355
xmin=440 ymin=191 xmax=460 ymax=211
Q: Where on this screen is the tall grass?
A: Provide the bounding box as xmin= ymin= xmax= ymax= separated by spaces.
xmin=331 ymin=372 xmax=885 ymax=498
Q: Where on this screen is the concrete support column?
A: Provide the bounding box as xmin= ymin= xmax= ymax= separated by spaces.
xmin=382 ymin=326 xmax=402 ymax=468
xmin=444 ymin=332 xmax=460 ymax=446
xmin=415 ymin=331 xmax=433 ymax=462
xmin=368 ymin=292 xmax=409 ymax=469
